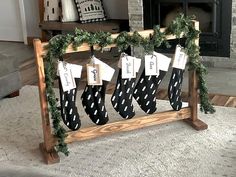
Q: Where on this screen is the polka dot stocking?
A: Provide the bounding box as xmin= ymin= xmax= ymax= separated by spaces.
xmin=111 ymin=69 xmax=136 ymax=119
xmin=58 ymin=78 xmax=81 ymax=131
xmin=133 ymin=69 xmax=166 ymax=114
xmin=168 ymin=68 xmax=184 ymax=111
xmin=81 ymin=81 xmax=109 ymax=125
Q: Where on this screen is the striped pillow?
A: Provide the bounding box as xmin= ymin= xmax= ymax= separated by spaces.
xmin=44 ymin=0 xmax=61 ymax=21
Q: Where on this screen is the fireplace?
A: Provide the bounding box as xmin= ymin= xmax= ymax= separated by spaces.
xmin=143 ymin=0 xmax=232 ymax=57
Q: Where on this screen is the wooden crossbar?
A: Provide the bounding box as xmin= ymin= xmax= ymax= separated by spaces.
xmin=33 ymin=21 xmax=207 ymax=164
xmin=65 ymin=108 xmax=191 ymax=144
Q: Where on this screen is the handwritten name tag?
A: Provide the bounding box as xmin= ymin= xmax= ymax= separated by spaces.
xmin=87 ymin=64 xmax=102 ymax=85
xmin=145 ymin=54 xmax=159 ymax=76
xmin=172 ymin=45 xmax=188 ymax=70
xmin=58 ymin=61 xmax=76 ymax=92
xmin=121 ymin=56 xmax=135 ymax=79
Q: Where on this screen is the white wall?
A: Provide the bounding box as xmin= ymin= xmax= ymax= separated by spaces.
xmin=103 ymin=0 xmax=129 ymax=19
xmin=23 ymin=0 xmax=41 ymax=37
xmin=0 ymin=0 xmax=23 ymax=41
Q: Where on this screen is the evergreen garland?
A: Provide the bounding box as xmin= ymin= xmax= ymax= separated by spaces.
xmin=44 ymin=35 xmax=72 ymax=156
xmin=165 ymin=14 xmax=215 ymax=113
xmin=43 ymin=14 xmax=215 ymax=155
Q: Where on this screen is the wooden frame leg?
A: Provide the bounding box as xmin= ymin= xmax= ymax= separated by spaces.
xmin=184 ymin=21 xmax=208 ymax=131
xmin=39 ymin=143 xmax=60 ymax=164
xmin=184 ymin=118 xmax=208 ymax=131
xmin=34 ymin=39 xmax=60 ymax=164
xmin=185 ymin=70 xmax=208 ymax=131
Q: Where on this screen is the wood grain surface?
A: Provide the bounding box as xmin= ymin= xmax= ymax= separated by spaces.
xmin=65 ymin=108 xmax=191 ymax=144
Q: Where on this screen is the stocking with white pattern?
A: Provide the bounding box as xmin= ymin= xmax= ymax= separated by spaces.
xmin=111 ymin=69 xmax=136 ymax=119
xmin=81 ymin=81 xmax=109 ymax=125
xmin=168 ymin=68 xmax=184 ymax=111
xmin=59 ymin=78 xmax=81 ymax=130
xmin=133 ymin=69 xmax=166 ymax=114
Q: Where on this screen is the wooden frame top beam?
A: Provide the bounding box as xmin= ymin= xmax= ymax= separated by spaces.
xmin=39 ymin=27 xmax=187 ymax=55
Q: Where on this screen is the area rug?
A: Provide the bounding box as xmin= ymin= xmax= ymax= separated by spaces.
xmin=0 ymin=86 xmax=235 ymax=177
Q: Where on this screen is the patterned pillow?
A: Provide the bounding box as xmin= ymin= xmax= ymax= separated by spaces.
xmin=74 ymin=0 xmax=106 ymax=23
xmin=44 ymin=0 xmax=61 ymax=21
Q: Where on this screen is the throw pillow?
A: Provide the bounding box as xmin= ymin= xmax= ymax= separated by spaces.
xmin=44 ymin=0 xmax=61 ymax=21
xmin=61 ymin=0 xmax=79 ymax=22
xmin=74 ymin=0 xmax=106 ymax=23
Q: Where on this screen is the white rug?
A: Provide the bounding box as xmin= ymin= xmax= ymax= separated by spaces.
xmin=0 ymin=86 xmax=235 ymax=177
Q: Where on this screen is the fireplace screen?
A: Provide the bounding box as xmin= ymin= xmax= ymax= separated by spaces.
xmin=144 ymin=0 xmax=232 ymax=57
xmin=160 ymin=3 xmax=214 ymax=33
xmin=188 ymin=3 xmax=214 ymax=32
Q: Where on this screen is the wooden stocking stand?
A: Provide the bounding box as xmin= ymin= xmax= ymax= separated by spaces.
xmin=33 ymin=21 xmax=207 ymax=164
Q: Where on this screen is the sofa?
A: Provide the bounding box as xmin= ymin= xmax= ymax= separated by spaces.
xmin=0 ymin=54 xmax=22 ymax=98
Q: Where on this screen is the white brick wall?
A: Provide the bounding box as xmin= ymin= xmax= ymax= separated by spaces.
xmin=128 ymin=0 xmax=144 ymax=57
xmin=128 ymin=0 xmax=144 ymax=31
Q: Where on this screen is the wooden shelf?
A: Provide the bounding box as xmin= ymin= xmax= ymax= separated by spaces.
xmin=38 ymin=0 xmax=129 ymax=40
xmin=39 ymin=20 xmax=128 ymax=33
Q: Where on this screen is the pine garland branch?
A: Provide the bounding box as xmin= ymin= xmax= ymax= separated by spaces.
xmin=44 ymin=51 xmax=69 ymax=155
xmin=166 ymin=14 xmax=215 ymax=114
xmin=115 ymin=31 xmax=132 ymax=52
